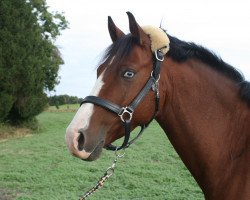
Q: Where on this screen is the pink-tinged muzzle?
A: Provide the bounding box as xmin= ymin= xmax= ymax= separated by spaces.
xmin=65 ymin=126 xmax=92 ymax=160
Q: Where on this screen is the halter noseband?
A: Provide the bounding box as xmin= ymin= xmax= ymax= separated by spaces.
xmin=80 ymin=50 xmax=164 ymax=151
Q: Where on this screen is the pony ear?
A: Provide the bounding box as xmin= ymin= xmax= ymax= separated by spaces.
xmin=126 ymin=11 xmax=149 ymax=45
xmin=108 ymin=16 xmax=125 ymax=42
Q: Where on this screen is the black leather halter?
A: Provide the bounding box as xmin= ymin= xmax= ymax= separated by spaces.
xmin=80 ymin=50 xmax=164 ymax=151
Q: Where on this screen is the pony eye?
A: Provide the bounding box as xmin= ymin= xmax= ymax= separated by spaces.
xmin=123 ymin=71 xmax=135 ymax=78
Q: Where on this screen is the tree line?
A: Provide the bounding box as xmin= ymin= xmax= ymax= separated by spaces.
xmin=48 ymin=95 xmax=83 ymax=107
xmin=0 ymin=0 xmax=68 ymax=125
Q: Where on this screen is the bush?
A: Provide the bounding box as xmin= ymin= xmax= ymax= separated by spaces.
xmin=7 ymin=93 xmax=47 ymax=124
xmin=0 ymin=93 xmax=14 ymax=121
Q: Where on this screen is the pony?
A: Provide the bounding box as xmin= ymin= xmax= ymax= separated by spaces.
xmin=65 ymin=12 xmax=250 ymax=199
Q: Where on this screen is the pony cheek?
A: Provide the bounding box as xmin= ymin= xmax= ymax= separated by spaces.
xmin=104 ymin=123 xmax=125 ymax=146
xmin=133 ymin=97 xmax=156 ymax=123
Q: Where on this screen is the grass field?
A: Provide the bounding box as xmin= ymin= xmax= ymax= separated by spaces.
xmin=0 ymin=109 xmax=203 ymax=200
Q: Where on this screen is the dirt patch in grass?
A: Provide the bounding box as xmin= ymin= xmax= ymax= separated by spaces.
xmin=0 ymin=189 xmax=24 ymax=200
xmin=0 ymin=189 xmax=15 ymax=200
xmin=0 ymin=125 xmax=32 ymax=142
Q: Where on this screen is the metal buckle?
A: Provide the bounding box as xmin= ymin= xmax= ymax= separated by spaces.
xmin=118 ymin=106 xmax=133 ymax=122
xmin=150 ymin=71 xmax=160 ymax=94
xmin=115 ymin=148 xmax=126 ymax=158
xmin=151 ymin=71 xmax=160 ymax=83
xmin=155 ymin=50 xmax=164 ymax=62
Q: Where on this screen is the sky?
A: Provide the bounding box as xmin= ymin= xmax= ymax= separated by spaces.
xmin=47 ymin=0 xmax=250 ymax=98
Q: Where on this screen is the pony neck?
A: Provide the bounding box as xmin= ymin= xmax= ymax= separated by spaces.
xmin=156 ymin=57 xmax=249 ymax=199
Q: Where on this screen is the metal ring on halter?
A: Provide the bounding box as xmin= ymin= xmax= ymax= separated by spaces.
xmin=118 ymin=107 xmax=133 ymax=122
xmin=115 ymin=147 xmax=126 ymax=158
xmin=151 ymin=71 xmax=160 ymax=82
xmin=155 ymin=50 xmax=164 ymax=61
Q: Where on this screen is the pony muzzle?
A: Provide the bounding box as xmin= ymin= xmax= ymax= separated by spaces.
xmin=65 ymin=128 xmax=92 ymax=160
xmin=65 ymin=127 xmax=105 ymax=161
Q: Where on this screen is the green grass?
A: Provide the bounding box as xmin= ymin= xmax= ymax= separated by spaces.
xmin=0 ymin=111 xmax=204 ymax=200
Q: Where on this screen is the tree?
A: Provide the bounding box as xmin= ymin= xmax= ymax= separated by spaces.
xmin=0 ymin=0 xmax=68 ymax=124
xmin=48 ymin=95 xmax=81 ymax=106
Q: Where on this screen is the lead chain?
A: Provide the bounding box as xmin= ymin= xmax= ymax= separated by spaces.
xmin=79 ymin=149 xmax=125 ymax=200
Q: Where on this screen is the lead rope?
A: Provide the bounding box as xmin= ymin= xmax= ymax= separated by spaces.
xmin=79 ymin=149 xmax=125 ymax=200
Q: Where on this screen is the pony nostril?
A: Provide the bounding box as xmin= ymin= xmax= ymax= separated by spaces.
xmin=77 ymin=129 xmax=85 ymax=151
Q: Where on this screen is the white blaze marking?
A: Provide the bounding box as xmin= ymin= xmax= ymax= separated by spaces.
xmin=82 ymin=70 xmax=105 ymax=129
xmin=68 ymin=70 xmax=105 ymax=132
xmin=65 ymin=70 xmax=105 ymax=157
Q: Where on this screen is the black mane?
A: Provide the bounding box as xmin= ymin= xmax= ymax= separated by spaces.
xmin=167 ymin=35 xmax=244 ymax=82
xmin=100 ymin=33 xmax=250 ymax=105
xmin=167 ymin=35 xmax=250 ymax=105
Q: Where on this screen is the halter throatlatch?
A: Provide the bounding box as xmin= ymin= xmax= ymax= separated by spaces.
xmin=80 ymin=50 xmax=165 ymax=151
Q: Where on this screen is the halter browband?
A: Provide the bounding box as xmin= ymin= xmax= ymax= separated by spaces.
xmin=80 ymin=50 xmax=164 ymax=151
